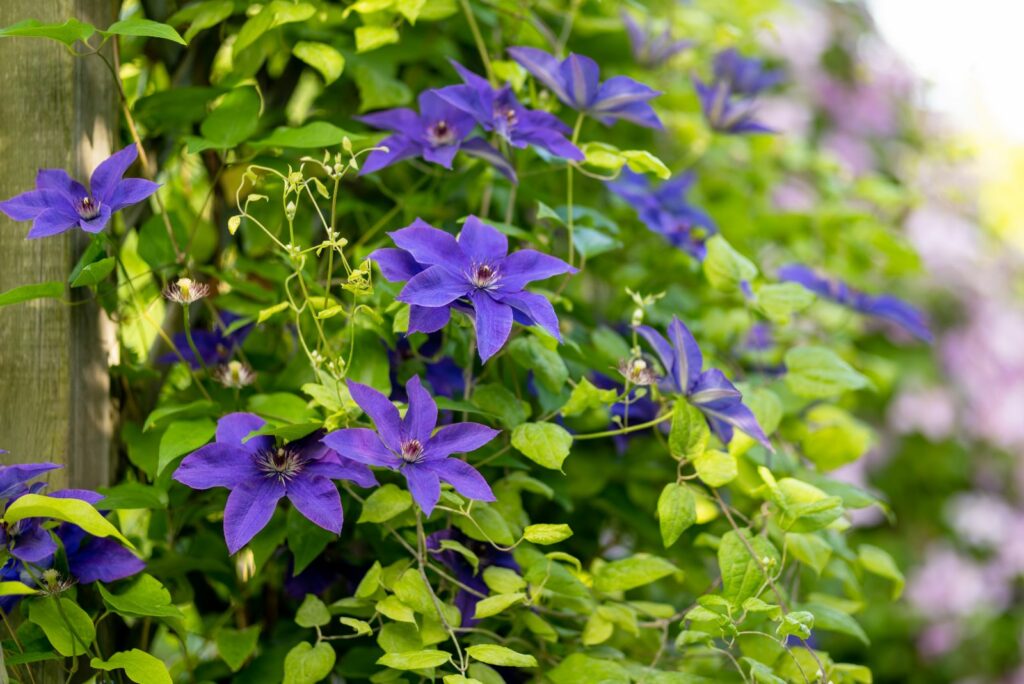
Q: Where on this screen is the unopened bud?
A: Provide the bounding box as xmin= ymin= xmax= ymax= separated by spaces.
xmin=285 ymin=201 xmax=297 ymax=221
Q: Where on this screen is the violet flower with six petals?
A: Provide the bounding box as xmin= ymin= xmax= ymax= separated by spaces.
xmin=694 ymin=49 xmax=779 ymax=135
xmin=358 ymin=90 xmax=516 ymax=181
xmin=435 ymin=61 xmax=584 ymax=161
xmin=371 ymin=216 xmax=576 ymax=362
xmin=0 ymin=144 xmax=159 ymax=238
xmin=322 ymin=376 xmax=498 ymax=516
xmin=173 ymin=413 xmax=377 ymax=554
xmin=507 ymin=46 xmax=662 ymax=129
xmin=637 ymin=316 xmax=772 ymax=450
xmin=778 ymin=263 xmax=932 ymax=343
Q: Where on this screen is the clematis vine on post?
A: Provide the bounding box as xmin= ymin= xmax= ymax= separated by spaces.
xmin=322 ymin=376 xmax=498 ymax=516
xmin=0 ymin=144 xmax=159 ymax=238
xmin=779 ymin=263 xmax=933 ymax=342
xmin=371 ymin=215 xmax=576 ymax=361
xmin=638 ymin=316 xmax=772 ymax=449
xmin=173 ymin=413 xmax=378 ymax=553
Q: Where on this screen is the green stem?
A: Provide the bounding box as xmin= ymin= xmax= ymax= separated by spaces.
xmin=415 ymin=513 xmax=468 ymax=672
xmin=566 ymin=112 xmax=585 ymax=268
xmin=459 ymin=0 xmax=496 ymax=85
xmin=181 ymin=305 xmax=209 ymax=374
xmin=573 ymin=411 xmax=673 ymax=441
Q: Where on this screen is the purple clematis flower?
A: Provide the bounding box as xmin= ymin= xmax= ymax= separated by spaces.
xmin=508 ymin=46 xmax=662 ymax=129
xmin=358 ymin=90 xmax=516 ymax=182
xmin=622 ymin=12 xmax=694 ymax=68
xmin=427 ymin=529 xmax=518 ymax=626
xmin=607 ymin=168 xmax=716 ymax=260
xmin=694 ymin=49 xmax=779 ymax=135
xmin=435 ymin=61 xmax=584 ymax=162
xmin=371 ymin=216 xmax=577 ymax=362
xmin=637 ymin=317 xmax=772 ymax=450
xmin=173 ymin=414 xmax=377 ymax=554
xmin=778 ymin=264 xmax=933 ymax=342
xmin=50 ymin=489 xmax=146 ymax=584
xmin=159 ymin=311 xmax=253 ymax=369
xmin=0 ymin=145 xmax=159 ymax=239
xmin=322 ymin=376 xmax=498 ymax=516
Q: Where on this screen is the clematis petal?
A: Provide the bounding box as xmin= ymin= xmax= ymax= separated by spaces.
xmin=422 ymin=459 xmax=495 ymax=503
xmin=360 ymin=135 xmax=422 ymax=175
xmin=507 ymin=46 xmax=572 ymax=105
xmin=667 ymin=316 xmax=704 ymax=392
xmin=370 ymin=247 xmax=424 ymax=282
xmin=356 ymin=107 xmax=421 ymax=132
xmin=173 ymin=443 xmax=259 ymax=490
xmin=0 ymin=463 xmax=61 ymax=499
xmin=403 ymin=465 xmax=441 ymax=516
xmin=78 ymin=204 xmax=113 ymax=234
xmin=107 ymin=178 xmax=160 ymax=211
xmin=389 ymin=221 xmax=468 ymax=269
xmin=26 ymin=208 xmax=77 ymax=239
xmin=216 ymin=413 xmax=273 ymax=454
xmin=67 ymin=537 xmax=144 ymax=583
xmin=397 ymin=266 xmax=470 ymax=307
xmin=560 ymin=53 xmax=601 ymax=108
xmin=469 ymin=291 xmax=514 ymax=362
xmin=595 ymin=100 xmax=663 ymax=130
xmin=688 ymin=369 xmax=742 ymax=405
xmin=346 ymin=381 xmax=404 ymax=452
xmin=421 ymin=143 xmax=461 ymax=169
xmin=90 ymin=145 xmax=139 ymax=204
xmin=306 ymin=452 xmax=379 ymax=488
xmin=403 ymin=375 xmax=439 ymax=443
xmin=459 ymin=138 xmax=518 ymax=183
xmin=495 ymin=249 xmax=576 ymax=291
xmin=434 ymin=83 xmax=491 ymax=128
xmin=697 ymin=398 xmax=772 ymax=451
xmin=636 ymin=325 xmax=678 ymax=390
xmin=35 ymin=169 xmax=76 ymax=196
xmin=321 ymin=428 xmax=401 ymax=468
xmin=11 ymin=524 xmax=57 ymax=564
xmin=458 ymin=215 xmax=508 ymax=263
xmin=492 ymin=290 xmax=561 ymax=341
xmin=516 ymin=125 xmax=584 ymax=161
xmin=592 ymin=76 xmax=661 ymax=111
xmin=409 ymin=304 xmax=453 ymax=334
xmin=424 ymin=422 xmax=500 ymax=460
xmin=286 ymin=475 xmax=343 ymax=534
xmin=223 ymin=477 xmax=286 ymax=554
xmin=0 ymin=189 xmax=62 ymax=221
xmin=858 ymin=294 xmax=933 ymax=343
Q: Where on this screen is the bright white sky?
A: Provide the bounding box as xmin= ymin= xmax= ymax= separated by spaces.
xmin=868 ymin=0 xmax=1024 ymax=141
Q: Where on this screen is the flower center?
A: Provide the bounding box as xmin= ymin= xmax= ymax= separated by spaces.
xmin=257 ymin=447 xmax=305 ymax=482
xmin=76 ymin=196 xmax=101 ymax=220
xmin=470 ymin=263 xmax=500 ymax=290
xmin=400 ymin=439 xmax=424 ymax=464
xmin=495 ymin=105 xmax=518 ymax=129
xmin=427 ymin=120 xmax=456 ymax=147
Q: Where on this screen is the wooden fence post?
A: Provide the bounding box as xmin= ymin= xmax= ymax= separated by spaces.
xmin=0 ymin=0 xmax=118 ymax=490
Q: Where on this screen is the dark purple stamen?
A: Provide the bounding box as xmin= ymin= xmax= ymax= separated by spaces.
xmin=76 ymin=196 xmax=101 ymax=220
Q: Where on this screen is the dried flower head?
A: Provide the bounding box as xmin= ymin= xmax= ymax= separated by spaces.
xmin=214 ymin=361 xmax=255 ymax=389
xmin=618 ymin=357 xmax=659 ymax=386
xmin=163 ymin=277 xmax=211 ymax=305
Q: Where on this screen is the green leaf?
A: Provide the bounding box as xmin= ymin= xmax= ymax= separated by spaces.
xmin=438 ymin=540 xmax=479 ymax=573
xmin=703 ymin=235 xmax=758 ymax=293
xmin=549 ymin=653 xmax=629 ymax=684
xmin=4 ymin=493 xmax=132 ymax=547
xmin=283 ymin=641 xmax=336 ymax=684
xmin=0 ymin=281 xmax=63 ymax=308
xmin=620 ymin=149 xmax=671 ymax=179
xmin=376 ymin=596 xmax=415 ymax=623
xmin=70 ymin=256 xmax=115 ymax=288
xmin=199 ymin=87 xmax=261 ymax=149
xmin=473 ymin=592 xmax=526 ymax=619
xmin=755 ymin=282 xmax=815 ymax=324
xmin=582 ymin=611 xmax=614 ymax=645
xmin=785 ymin=533 xmax=832 ymax=575
xmin=377 ymin=649 xmax=452 ymax=670
xmin=251 ymin=121 xmax=358 ymax=148
xmin=523 ymin=523 xmax=572 ymax=545
xmin=91 ymin=649 xmax=172 ymax=684
xmin=800 ymin=405 xmax=872 ymax=471
xmin=355 ymin=25 xmax=400 ymax=53
xmin=353 ymin=64 xmax=412 ymax=112
xmin=144 ymin=400 xmax=217 ymax=431
xmin=858 ymin=544 xmax=904 ymax=599
xmin=358 ymin=483 xmax=412 ymax=523
xmin=157 ymin=418 xmax=216 ymax=475
xmin=293 ymin=41 xmax=345 ymax=84
xmin=471 ymin=383 xmax=529 ymax=428
xmin=465 ymin=644 xmax=537 ymax=668
xmin=511 ymin=422 xmax=572 ymax=470
xmin=718 ymin=530 xmax=780 ymax=605
xmin=669 ymin=401 xmax=710 ymax=461
xmin=482 ymin=567 xmax=526 ymax=594
xmin=396 ymin=0 xmax=427 ymax=23
xmin=594 ymin=554 xmax=680 ymax=593
xmin=508 ymin=336 xmax=568 ymax=393
xmin=235 ymin=1 xmax=315 ymax=53
xmin=0 ymin=18 xmax=94 ymax=46
xmin=354 ymin=561 xmax=383 ymax=598
xmin=176 ymin=0 xmax=234 ymax=43
xmin=784 ymin=346 xmax=870 ymax=399
xmin=103 ymin=18 xmax=186 ymax=45
xmin=296 ymin=595 xmax=331 ymax=628
xmin=97 ymin=482 xmax=168 ymax=510
xmin=257 ymin=301 xmax=291 ymax=323
xmin=288 ymin=507 xmax=335 ymax=574
xmin=743 ymin=658 xmax=787 ymax=684
xmin=97 ymin=574 xmax=183 ymax=620
xmin=28 ymin=598 xmax=96 ymax=657
xmin=777 ymin=611 xmax=814 ymax=640
xmin=693 ymin=449 xmax=737 ymax=487
xmin=801 ymin=602 xmax=868 ymax=645
xmin=561 ymin=378 xmax=617 ymax=418
xmin=657 ymin=483 xmax=696 ymax=548
xmin=339 ymin=617 xmax=372 ymax=636
xmin=215 ymin=626 xmax=260 ymax=672
xmin=0 ymin=581 xmax=37 ymax=596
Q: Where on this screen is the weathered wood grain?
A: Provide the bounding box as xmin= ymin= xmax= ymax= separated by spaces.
xmin=0 ymin=0 xmax=118 ymax=490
